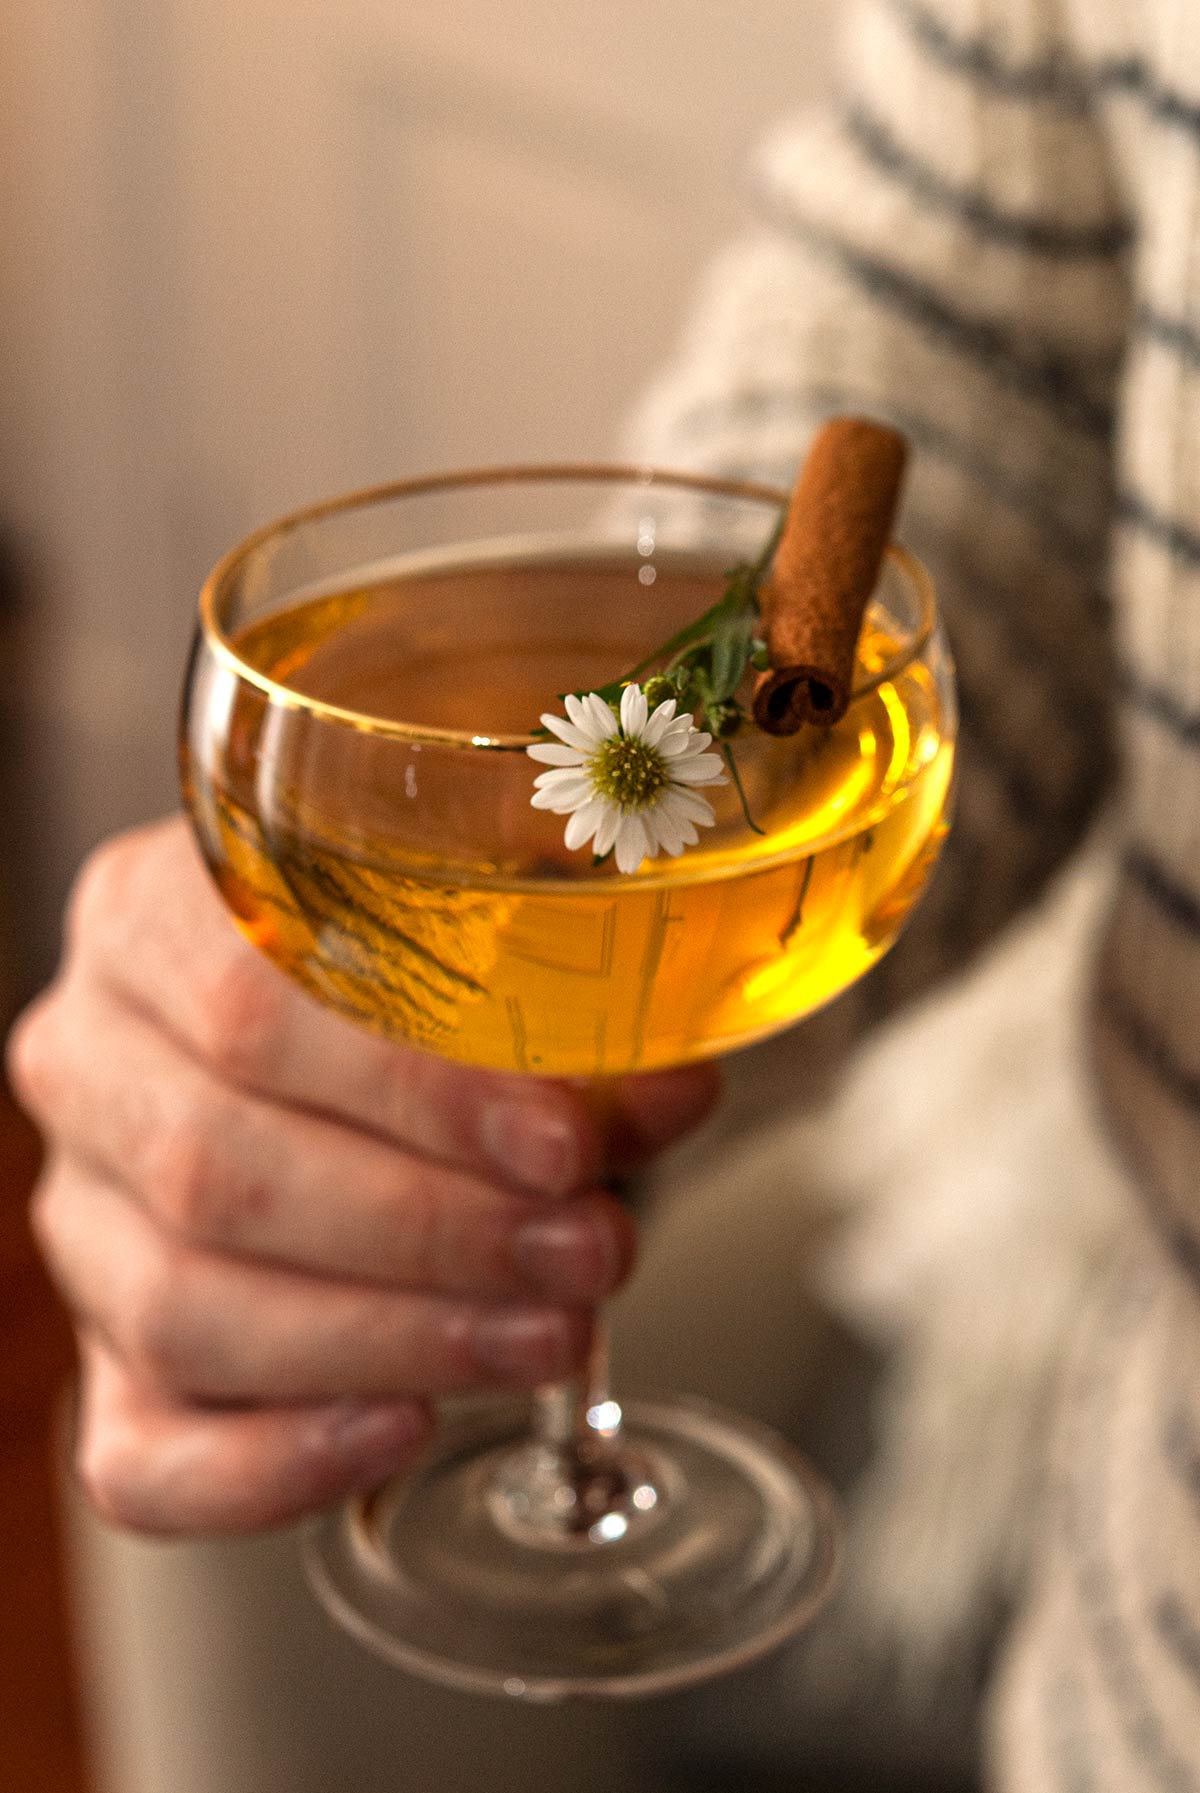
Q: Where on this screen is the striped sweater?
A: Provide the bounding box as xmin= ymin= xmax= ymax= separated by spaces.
xmin=626 ymin=0 xmax=1200 ymax=1785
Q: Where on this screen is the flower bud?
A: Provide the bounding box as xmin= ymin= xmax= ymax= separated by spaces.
xmin=642 ymin=674 xmax=675 ymax=708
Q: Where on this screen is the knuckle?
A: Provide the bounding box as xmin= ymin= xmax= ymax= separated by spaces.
xmin=150 ymin=1109 xmax=213 ymax=1235
xmin=76 ymin=1423 xmax=178 ymax=1536
xmin=122 ymin=1241 xmax=195 ymax=1388
xmin=66 ymin=833 xmax=141 ymax=954
xmin=73 ymin=1354 xmax=155 ymax=1530
xmin=27 ymin=1176 xmax=62 ymax=1267
xmin=377 ymin=1044 xmax=457 ymax=1133
xmin=75 ymin=1422 xmax=145 ymax=1530
xmin=5 ymin=994 xmax=61 ymax=1118
xmin=149 ymin=1095 xmax=264 ymax=1248
xmin=27 ymin=1171 xmax=98 ymax=1326
xmin=193 ymin=948 xmax=286 ymax=1086
xmin=147 ymin=1097 xmax=226 ymax=1241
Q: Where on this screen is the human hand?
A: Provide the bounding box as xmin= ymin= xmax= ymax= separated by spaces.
xmin=7 ymin=817 xmax=719 ymax=1534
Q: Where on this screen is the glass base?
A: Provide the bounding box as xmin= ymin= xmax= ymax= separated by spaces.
xmin=304 ymin=1396 xmax=839 ymax=1703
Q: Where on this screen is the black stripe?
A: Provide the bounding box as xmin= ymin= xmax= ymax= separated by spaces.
xmin=1163 ymin=1408 xmax=1200 ymax=1515
xmin=888 ymin=1 xmax=1200 ymax=148
xmin=1035 ymin=52 xmax=1199 ymax=144
xmin=886 ymin=0 xmax=1093 ymax=107
xmin=1059 ymin=1277 xmax=1200 ymax=1787
xmin=1094 ymin=1013 xmax=1200 ymax=1294
xmin=1117 ymin=491 xmax=1200 ymax=567
xmin=1096 ymin=988 xmax=1200 ymax=1303
xmin=949 ymin=582 xmax=1114 ymax=827
xmin=673 ymin=381 xmax=1105 ymax=561
xmin=927 ymin=675 xmax=1106 ymax=944
xmin=1155 ymin=1596 xmax=1200 ymax=1695
xmin=1137 ymin=305 xmax=1200 ymax=370
xmin=1105 ymin=61 xmax=1200 ymax=140
xmin=1125 ymin=847 xmax=1200 ymax=940
xmin=843 ymin=102 xmax=1131 ymax=257
xmin=916 ymin=515 xmax=1112 ymax=664
xmin=841 ymin=397 xmax=1104 ymax=557
xmin=1100 ymin=984 xmax=1200 ymax=1129
xmin=1121 ymin=666 xmax=1200 ymax=749
xmin=748 ymin=200 xmax=1116 ymax=439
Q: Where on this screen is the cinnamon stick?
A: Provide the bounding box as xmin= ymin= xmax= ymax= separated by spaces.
xmin=752 ymin=416 xmax=909 ymax=734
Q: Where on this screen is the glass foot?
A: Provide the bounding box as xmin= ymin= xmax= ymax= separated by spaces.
xmin=305 ymin=1396 xmax=839 ymax=1703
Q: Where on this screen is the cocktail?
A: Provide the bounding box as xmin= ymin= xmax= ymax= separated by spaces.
xmin=180 ymin=458 xmax=955 ymax=1700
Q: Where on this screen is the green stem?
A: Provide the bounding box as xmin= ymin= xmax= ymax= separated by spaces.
xmin=721 ymin=741 xmax=765 ymax=835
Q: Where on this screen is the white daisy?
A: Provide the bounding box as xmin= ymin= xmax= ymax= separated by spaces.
xmin=528 ymin=683 xmax=727 ymax=874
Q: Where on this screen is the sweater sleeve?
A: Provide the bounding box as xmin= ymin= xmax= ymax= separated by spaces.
xmin=624 ymin=0 xmax=1133 ymax=1013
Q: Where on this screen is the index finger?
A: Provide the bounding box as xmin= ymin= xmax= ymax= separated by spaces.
xmin=73 ymin=819 xmax=718 ymax=1192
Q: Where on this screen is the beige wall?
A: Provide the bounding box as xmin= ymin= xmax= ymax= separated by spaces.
xmin=0 ymin=0 xmax=836 ymax=996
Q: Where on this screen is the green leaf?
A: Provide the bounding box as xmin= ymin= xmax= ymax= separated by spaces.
xmin=624 ymin=593 xmax=734 ymax=680
xmin=709 ymin=612 xmax=755 ymax=704
xmin=531 ymin=500 xmax=786 ymax=735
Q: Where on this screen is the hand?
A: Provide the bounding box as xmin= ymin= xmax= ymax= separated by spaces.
xmin=7 ymin=817 xmax=719 ymax=1535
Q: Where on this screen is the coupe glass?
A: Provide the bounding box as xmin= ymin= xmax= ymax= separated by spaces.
xmin=180 ymin=464 xmax=954 ymax=1702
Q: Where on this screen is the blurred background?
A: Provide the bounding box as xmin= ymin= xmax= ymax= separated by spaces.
xmin=0 ymin=0 xmax=831 ymax=1000
xmin=1 ymin=4 xmax=839 ymax=1791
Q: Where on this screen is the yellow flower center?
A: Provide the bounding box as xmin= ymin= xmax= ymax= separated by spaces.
xmin=590 ymin=735 xmax=668 ymax=810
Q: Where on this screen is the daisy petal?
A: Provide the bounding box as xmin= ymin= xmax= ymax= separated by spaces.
xmin=534 ymin=764 xmax=592 ymax=786
xmin=659 ymin=730 xmax=702 ymax=758
xmin=669 ymin=755 xmax=727 ymax=785
xmin=533 ymin=770 xmax=595 ymax=804
xmin=527 ymin=742 xmax=586 ymax=766
xmin=541 ymin=713 xmax=593 ymax=751
xmin=657 ymin=790 xmax=703 ymax=844
xmin=642 ymin=698 xmax=678 ymax=747
xmin=647 ymin=807 xmax=685 ymax=856
xmin=619 ymin=684 xmax=648 ymax=737
xmin=531 ymin=676 xmax=727 ymax=872
xmin=594 ymin=804 xmax=621 ymax=858
xmin=615 ymin=812 xmax=649 ymax=873
xmin=583 ymin=693 xmax=620 ymax=739
xmin=564 ymin=800 xmax=607 ymax=851
xmin=666 ymin=788 xmax=718 ymax=826
xmin=531 ymin=784 xmax=591 ymax=813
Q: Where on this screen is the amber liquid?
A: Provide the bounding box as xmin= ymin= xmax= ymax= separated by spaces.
xmin=184 ymin=552 xmax=953 ymax=1074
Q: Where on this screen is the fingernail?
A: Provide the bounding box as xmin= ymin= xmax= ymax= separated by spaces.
xmin=469 ymin=1308 xmax=581 ymax=1382
xmin=511 ymin=1203 xmax=623 ymax=1302
xmin=323 ymin=1401 xmax=430 ymax=1478
xmin=481 ymin=1100 xmax=581 ymax=1196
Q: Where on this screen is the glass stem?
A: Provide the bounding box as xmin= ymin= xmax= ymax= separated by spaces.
xmin=533 ymin=1314 xmax=617 ymax=1460
xmin=488 ymin=1152 xmax=657 ymax=1544
xmin=488 ymin=1307 xmax=660 ymax=1546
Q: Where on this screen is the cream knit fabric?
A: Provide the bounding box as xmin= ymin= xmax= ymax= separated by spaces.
xmin=626 ymin=0 xmax=1200 ymax=1784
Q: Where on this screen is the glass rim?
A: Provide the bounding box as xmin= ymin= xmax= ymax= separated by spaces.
xmin=197 ymin=462 xmax=936 ymax=750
